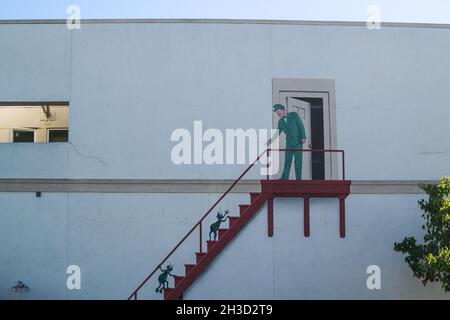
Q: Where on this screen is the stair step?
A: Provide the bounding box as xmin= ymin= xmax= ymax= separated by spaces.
xmin=173 ymin=275 xmax=184 ymax=287
xmin=207 ymin=240 xmax=217 ymax=251
xmin=239 ymin=204 xmax=250 ymax=215
xmin=250 ymin=193 xmax=260 ymax=203
xmin=195 ymin=252 xmax=206 ymax=263
xmin=163 ymin=288 xmax=173 ymax=299
xmin=228 ymin=216 xmax=239 ymax=226
xmin=218 ymin=228 xmax=228 ymax=240
xmin=184 ymin=264 xmax=196 ymax=275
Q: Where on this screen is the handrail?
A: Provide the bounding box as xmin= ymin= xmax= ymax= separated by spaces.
xmin=128 ymin=148 xmax=345 ymax=300
xmin=128 ymin=149 xmax=268 ymax=299
xmin=266 ymin=148 xmax=345 ymax=180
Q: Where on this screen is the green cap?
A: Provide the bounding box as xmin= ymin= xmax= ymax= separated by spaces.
xmin=273 ymin=104 xmax=285 ymax=112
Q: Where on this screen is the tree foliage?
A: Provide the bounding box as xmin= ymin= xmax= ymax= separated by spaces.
xmin=394 ymin=177 xmax=450 ymax=291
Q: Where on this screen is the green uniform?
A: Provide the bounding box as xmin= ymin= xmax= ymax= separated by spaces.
xmin=277 ymin=112 xmax=306 ymax=180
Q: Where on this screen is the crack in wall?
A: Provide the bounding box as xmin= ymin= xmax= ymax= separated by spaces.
xmin=68 ymin=142 xmax=107 ymax=166
xmin=419 ymin=149 xmax=450 ymax=155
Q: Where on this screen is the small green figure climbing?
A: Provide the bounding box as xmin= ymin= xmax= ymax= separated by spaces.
xmin=155 ymin=264 xmax=175 ymax=293
xmin=209 ymin=209 xmax=229 ymax=241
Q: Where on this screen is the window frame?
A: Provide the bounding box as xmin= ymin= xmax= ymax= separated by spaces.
xmin=47 ymin=128 xmax=69 ymax=143
xmin=0 ymin=101 xmax=69 ymax=144
xmin=10 ymin=128 xmax=36 ymax=143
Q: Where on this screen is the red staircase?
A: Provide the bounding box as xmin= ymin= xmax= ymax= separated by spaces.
xmin=128 ymin=148 xmax=349 ymax=300
xmin=164 ymin=192 xmax=268 ymax=300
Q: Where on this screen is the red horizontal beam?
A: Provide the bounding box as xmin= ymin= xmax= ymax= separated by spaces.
xmin=261 ymin=180 xmax=351 ymax=197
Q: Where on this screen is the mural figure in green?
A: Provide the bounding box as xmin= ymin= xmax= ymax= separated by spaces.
xmin=209 ymin=209 xmax=229 ymax=241
xmin=268 ymin=104 xmax=307 ymax=180
xmin=155 ymin=264 xmax=175 ymax=293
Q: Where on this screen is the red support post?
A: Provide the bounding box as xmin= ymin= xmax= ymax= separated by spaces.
xmin=199 ymin=222 xmax=203 ymax=254
xmin=268 ymin=197 xmax=273 ymax=237
xmin=341 ymin=151 xmax=346 ymax=180
xmin=303 ymin=196 xmax=310 ymax=237
xmin=339 ymin=196 xmax=346 ymax=238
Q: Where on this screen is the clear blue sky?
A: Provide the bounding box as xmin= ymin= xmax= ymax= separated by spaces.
xmin=1 ymin=0 xmax=450 ymax=23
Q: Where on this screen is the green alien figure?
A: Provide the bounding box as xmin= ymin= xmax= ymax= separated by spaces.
xmin=209 ymin=209 xmax=229 ymax=241
xmin=155 ymin=264 xmax=175 ymax=293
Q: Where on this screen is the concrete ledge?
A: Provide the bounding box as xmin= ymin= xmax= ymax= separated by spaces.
xmin=351 ymin=180 xmax=434 ymax=194
xmin=0 ymin=19 xmax=450 ymax=29
xmin=0 ymin=179 xmax=260 ymax=193
xmin=0 ymin=179 xmax=436 ymax=194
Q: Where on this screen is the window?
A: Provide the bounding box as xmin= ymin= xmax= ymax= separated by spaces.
xmin=13 ymin=129 xmax=35 ymax=143
xmin=0 ymin=103 xmax=69 ymax=143
xmin=48 ymin=129 xmax=69 ymax=142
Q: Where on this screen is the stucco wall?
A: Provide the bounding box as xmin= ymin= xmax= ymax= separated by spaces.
xmin=187 ymin=194 xmax=449 ymax=299
xmin=0 ymin=22 xmax=449 ymax=180
xmin=0 ymin=191 xmax=448 ymax=300
xmin=0 ymin=21 xmax=449 ymax=300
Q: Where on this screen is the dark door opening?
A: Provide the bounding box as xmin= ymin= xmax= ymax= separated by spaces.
xmin=293 ymin=97 xmax=325 ymax=180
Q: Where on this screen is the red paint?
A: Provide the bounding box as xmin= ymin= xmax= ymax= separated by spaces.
xmin=267 ymin=148 xmax=346 ymax=180
xmin=228 ymin=216 xmax=239 ymax=226
xmin=128 ymin=148 xmax=349 ymax=300
xmin=199 ymin=222 xmax=202 ymax=254
xmin=339 ymin=197 xmax=346 ymax=238
xmin=184 ymin=264 xmax=196 ymax=275
xmin=174 ymin=275 xmax=184 ymax=287
xmin=218 ymin=228 xmax=228 ymax=240
xmin=250 ymin=193 xmax=260 ymax=203
xmin=127 ymin=150 xmax=268 ymax=300
xmin=195 ymin=252 xmax=206 ymax=264
xmin=261 ymin=180 xmax=351 ymax=196
xmin=163 ymin=288 xmax=173 ymax=299
xmin=239 ymin=204 xmax=250 ymax=215
xmin=207 ymin=240 xmax=217 ymax=251
xmin=261 ymin=180 xmax=351 ymax=239
xmin=268 ymin=197 xmax=274 ymax=237
xmin=304 ymin=196 xmax=310 ymax=237
xmin=165 ymin=194 xmax=269 ymax=300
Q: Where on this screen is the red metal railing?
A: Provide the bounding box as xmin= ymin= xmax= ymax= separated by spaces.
xmin=127 ymin=148 xmax=345 ymax=300
xmin=128 ymin=150 xmax=268 ymax=300
xmin=265 ymin=148 xmax=346 ymax=180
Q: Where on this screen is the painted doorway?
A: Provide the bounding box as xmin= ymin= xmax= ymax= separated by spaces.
xmin=283 ymin=95 xmax=312 ymax=180
xmin=272 ymin=79 xmax=338 ymax=180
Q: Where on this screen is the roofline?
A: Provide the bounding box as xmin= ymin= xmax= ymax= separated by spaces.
xmin=0 ymin=18 xmax=450 ymax=29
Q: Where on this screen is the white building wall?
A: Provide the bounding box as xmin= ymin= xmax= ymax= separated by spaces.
xmin=0 ymin=24 xmax=71 ymax=102
xmin=187 ymin=195 xmax=449 ymax=299
xmin=0 ymin=22 xmax=449 ymax=180
xmin=1 ymin=192 xmax=448 ymax=299
xmin=0 ymin=21 xmax=449 ymax=300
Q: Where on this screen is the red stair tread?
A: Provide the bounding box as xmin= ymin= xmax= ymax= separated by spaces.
xmin=195 ymin=252 xmax=206 ymax=263
xmin=250 ymin=193 xmax=260 ymax=202
xmin=173 ymin=275 xmax=184 ymax=287
xmin=184 ymin=264 xmax=196 ymax=275
xmin=163 ymin=288 xmax=173 ymax=299
xmin=228 ymin=216 xmax=239 ymax=225
xmin=207 ymin=240 xmax=217 ymax=251
xmin=218 ymin=228 xmax=228 ymax=239
xmin=239 ymin=204 xmax=250 ymax=215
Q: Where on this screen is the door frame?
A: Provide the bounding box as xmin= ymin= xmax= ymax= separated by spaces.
xmin=272 ymin=78 xmax=338 ymax=180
